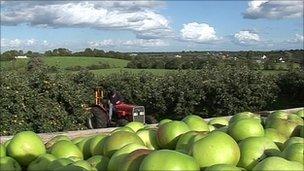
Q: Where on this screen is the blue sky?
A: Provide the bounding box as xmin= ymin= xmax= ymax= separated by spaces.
xmin=1 ymin=1 xmax=303 ymax=52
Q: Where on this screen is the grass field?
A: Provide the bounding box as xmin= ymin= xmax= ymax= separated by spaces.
xmin=261 ymin=70 xmax=286 ymax=75
xmin=91 ymin=68 xmax=176 ymax=76
xmin=90 ymin=68 xmax=285 ymax=76
xmin=1 ymin=56 xmax=129 ymax=70
xmin=0 ymin=56 xmax=292 ymax=76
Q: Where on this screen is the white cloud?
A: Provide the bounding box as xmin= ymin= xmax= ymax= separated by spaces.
xmin=1 ymin=38 xmax=25 ymax=48
xmin=244 ymin=0 xmax=303 ymax=19
xmin=180 ymin=22 xmax=220 ymax=43
xmin=89 ymin=39 xmax=168 ymax=48
xmin=233 ymin=30 xmax=261 ymax=45
xmin=1 ymin=1 xmax=172 ymax=39
xmin=286 ymin=34 xmax=304 ymax=43
xmin=1 ymin=38 xmax=51 ymax=51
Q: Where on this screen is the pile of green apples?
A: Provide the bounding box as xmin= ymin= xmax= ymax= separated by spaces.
xmin=0 ymin=109 xmax=303 ymax=171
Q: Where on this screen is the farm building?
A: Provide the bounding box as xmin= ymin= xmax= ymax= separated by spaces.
xmin=129 ymin=53 xmax=138 ymax=56
xmin=279 ymin=57 xmax=285 ymax=63
xmin=15 ymin=55 xmax=28 ymax=59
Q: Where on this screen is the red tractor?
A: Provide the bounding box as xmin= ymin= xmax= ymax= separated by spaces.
xmin=87 ymin=88 xmax=157 ymax=129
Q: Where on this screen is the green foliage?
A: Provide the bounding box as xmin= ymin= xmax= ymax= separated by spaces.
xmin=126 ymin=56 xmax=207 ymax=69
xmin=27 ymin=57 xmax=45 ymax=71
xmin=0 ymin=50 xmax=24 ymax=61
xmin=85 ymin=62 xmax=111 ymax=70
xmin=0 ymin=68 xmax=97 ymax=135
xmin=126 ymin=57 xmax=292 ymax=72
xmin=276 ymin=70 xmax=304 ymax=107
xmin=1 ymin=64 xmax=302 ymax=135
xmin=99 ymin=65 xmax=278 ymax=120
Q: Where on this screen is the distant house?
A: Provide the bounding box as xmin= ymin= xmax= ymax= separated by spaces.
xmin=15 ymin=55 xmax=27 ymax=59
xmin=278 ymin=57 xmax=285 ymax=63
xmin=256 ymin=60 xmax=262 ymax=63
xmin=129 ymin=53 xmax=138 ymax=56
xmin=175 ymin=55 xmax=182 ymax=58
xmin=261 ymin=55 xmax=267 ymax=59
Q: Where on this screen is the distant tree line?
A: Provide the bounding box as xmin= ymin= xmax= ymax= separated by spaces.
xmin=0 ymin=48 xmax=132 ymax=61
xmin=1 ymin=48 xmax=303 ymax=69
xmin=126 ymin=56 xmax=300 ymax=71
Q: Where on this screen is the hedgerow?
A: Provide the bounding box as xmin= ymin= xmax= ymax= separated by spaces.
xmin=99 ymin=65 xmax=278 ymax=120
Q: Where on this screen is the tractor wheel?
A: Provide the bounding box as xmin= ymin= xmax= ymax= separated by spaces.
xmin=145 ymin=115 xmax=158 ymax=124
xmin=91 ymin=106 xmax=108 ymax=128
xmin=116 ymin=119 xmax=129 ymax=127
xmin=87 ymin=118 xmax=94 ymax=129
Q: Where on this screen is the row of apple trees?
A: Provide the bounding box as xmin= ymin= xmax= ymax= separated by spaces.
xmin=1 ymin=60 xmax=303 ymax=135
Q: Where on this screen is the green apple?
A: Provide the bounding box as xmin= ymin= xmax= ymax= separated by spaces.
xmin=175 ymin=131 xmax=200 ymax=154
xmin=266 ymin=111 xmax=287 ymax=121
xmin=45 ymin=135 xmax=70 ymax=149
xmin=139 ymin=150 xmax=200 ymax=171
xmin=27 ymin=154 xmax=56 ymax=171
xmin=191 ymin=131 xmax=240 ymax=169
xmin=142 ymin=125 xmax=154 ymax=130
xmin=111 ymin=127 xmax=134 ymax=133
xmin=229 ymin=112 xmax=261 ymax=124
xmin=0 ymin=156 xmax=21 ymax=171
xmin=0 ymin=144 xmax=6 ymax=157
xmin=88 ymin=135 xmax=107 ymax=156
xmin=86 ymin=155 xmax=109 ymax=171
xmin=265 ymin=112 xmax=303 ymax=138
xmin=176 ymin=132 xmax=209 ymax=156
xmin=228 ymin=118 xmax=264 ymax=141
xmin=157 ymin=121 xmax=190 ymax=149
xmin=46 ymin=158 xmax=74 ymax=171
xmin=281 ymin=143 xmax=303 ymax=164
xmin=71 ymin=160 xmax=93 ymax=170
xmin=158 ymin=119 xmax=172 ymax=127
xmin=208 ymin=117 xmax=229 ymax=128
xmin=120 ymin=149 xmax=152 ymax=171
xmin=50 ymin=140 xmax=83 ymax=159
xmin=76 ymin=137 xmax=92 ymax=159
xmin=217 ymin=126 xmax=228 ymax=133
xmin=102 ymin=131 xmax=144 ymax=157
xmin=136 ymin=129 xmax=159 ymax=150
xmin=57 ymin=160 xmax=94 ymax=171
xmin=295 ymin=109 xmax=304 ymax=118
xmin=7 ymin=131 xmax=46 ymax=166
xmin=92 ymin=136 xmax=109 ymax=156
xmin=125 ymin=122 xmax=145 ymax=132
xmin=252 ymin=157 xmax=303 ymax=171
xmin=189 ymin=132 xmax=209 ymax=145
xmin=289 ymin=114 xmax=303 ymax=123
xmin=283 ymin=137 xmax=304 ymax=149
xmin=107 ymin=143 xmax=147 ymax=171
xmin=4 ymin=140 xmax=11 ymax=148
xmin=205 ymin=164 xmax=245 ymax=171
xmin=72 ymin=137 xmax=86 ymax=144
xmin=237 ymin=136 xmax=280 ymax=170
xmin=208 ymin=125 xmax=215 ymax=131
xmin=68 ymin=156 xmax=82 ymax=162
xmin=182 ymin=115 xmax=209 ymax=132
xmin=264 ymin=128 xmax=287 ymax=150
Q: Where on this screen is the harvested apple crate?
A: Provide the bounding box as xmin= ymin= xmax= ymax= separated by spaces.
xmin=0 ymin=108 xmax=303 ymax=171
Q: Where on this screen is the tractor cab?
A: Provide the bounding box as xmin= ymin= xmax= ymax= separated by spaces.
xmin=86 ymin=88 xmax=146 ymax=129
